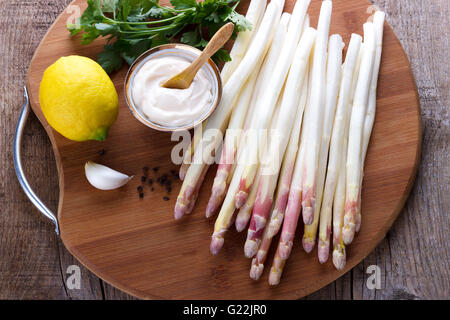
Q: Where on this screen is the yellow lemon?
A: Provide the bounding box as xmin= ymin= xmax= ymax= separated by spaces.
xmin=39 ymin=55 xmax=119 ymax=141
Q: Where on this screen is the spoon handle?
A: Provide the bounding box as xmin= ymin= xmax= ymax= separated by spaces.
xmin=183 ymin=22 xmax=235 ymax=83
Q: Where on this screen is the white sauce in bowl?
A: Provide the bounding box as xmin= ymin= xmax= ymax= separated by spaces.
xmin=131 ymin=55 xmax=213 ymax=127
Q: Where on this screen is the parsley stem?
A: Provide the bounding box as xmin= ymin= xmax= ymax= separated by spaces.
xmin=119 ymin=24 xmax=179 ymax=35
xmin=102 ymin=11 xmax=191 ymax=26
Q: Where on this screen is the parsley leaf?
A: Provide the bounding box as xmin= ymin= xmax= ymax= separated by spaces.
xmin=213 ymin=48 xmax=231 ymax=62
xmin=170 ymin=0 xmax=198 ymax=10
xmin=98 ymin=45 xmax=123 ymax=73
xmin=68 ymin=0 xmax=250 ymax=73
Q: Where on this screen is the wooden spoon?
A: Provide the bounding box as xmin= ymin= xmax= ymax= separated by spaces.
xmin=162 ymin=22 xmax=234 ymax=89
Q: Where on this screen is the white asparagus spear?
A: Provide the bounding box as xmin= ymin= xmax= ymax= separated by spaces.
xmin=301 ymin=0 xmax=332 ymax=225
xmin=211 ymin=97 xmax=283 ymax=255
xmin=206 ymin=12 xmax=291 ymax=218
xmin=234 ymin=0 xmax=311 ymax=210
xmin=250 ymin=64 xmax=310 ymax=280
xmin=317 ymin=33 xmax=362 ymax=263
xmin=179 ymin=122 xmax=205 ymax=181
xmin=245 ymin=27 xmax=317 ymax=259
xmin=332 ymin=129 xmax=348 ymax=269
xmin=208 ymin=0 xmax=309 ymax=253
xmin=343 ymin=22 xmax=377 ymax=244
xmin=242 ymin=12 xmax=292 ymax=133
xmin=303 ymin=34 xmax=343 ymax=253
xmin=269 ymin=120 xmax=308 ymax=286
xmin=205 ymin=71 xmax=258 ymax=218
xmin=221 ymin=0 xmax=268 ymax=84
xmin=235 ymin=172 xmax=261 ymax=232
xmin=268 ymin=53 xmax=314 ymax=286
xmin=266 ymin=60 xmax=310 ymax=239
xmin=174 ymin=0 xmax=284 ymax=220
xmin=226 ymin=12 xmax=291 ymax=189
xmin=332 ymin=42 xmax=364 ymax=270
xmin=235 ymin=85 xmax=287 ymax=232
xmin=179 ymin=0 xmax=267 ymax=180
xmin=235 ymin=13 xmax=308 ymax=232
xmin=355 ymin=11 xmax=386 ymax=232
xmin=237 ymin=13 xmax=309 ymax=234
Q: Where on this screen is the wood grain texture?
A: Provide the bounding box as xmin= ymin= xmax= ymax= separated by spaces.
xmin=0 ymin=0 xmax=447 ymax=299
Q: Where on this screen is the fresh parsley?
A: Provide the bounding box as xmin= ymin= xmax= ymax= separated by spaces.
xmin=68 ymin=0 xmax=251 ymax=73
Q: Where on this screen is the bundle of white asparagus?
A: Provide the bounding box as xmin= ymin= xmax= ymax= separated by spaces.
xmin=174 ymin=0 xmax=385 ymax=285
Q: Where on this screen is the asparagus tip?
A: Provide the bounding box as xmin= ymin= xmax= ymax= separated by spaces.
xmin=244 ymin=239 xmax=259 ymax=258
xmin=302 ymin=206 xmax=314 ymax=225
xmin=249 ymin=258 xmax=264 ymax=281
xmin=302 ymin=236 xmax=315 ymax=253
xmin=210 ymin=234 xmax=224 ymax=255
xmin=235 ymin=190 xmax=248 ymax=209
xmin=318 ymin=239 xmax=330 ymax=264
xmin=332 ymin=246 xmax=346 ymax=270
xmin=174 ymin=202 xmax=186 ymax=220
xmin=278 ymin=241 xmax=293 ymax=260
xmin=268 ymin=267 xmax=281 ymax=286
xmin=342 ymin=224 xmax=355 ymax=245
xmin=205 ymin=201 xmax=217 ymax=218
xmin=179 ymin=165 xmax=187 ymax=181
xmin=267 ymin=216 xmax=281 ymax=238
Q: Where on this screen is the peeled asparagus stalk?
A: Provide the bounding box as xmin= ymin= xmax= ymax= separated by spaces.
xmin=332 ymin=42 xmax=364 ymax=270
xmin=208 ymin=0 xmax=309 ymax=254
xmin=174 ymin=0 xmax=283 ymax=220
xmin=268 ymin=56 xmax=314 ymax=286
xmin=355 ymin=11 xmax=385 ymax=233
xmin=206 ymin=72 xmax=258 ymax=218
xmin=245 ymin=27 xmax=316 ymax=259
xmin=235 ymin=171 xmax=261 ymax=232
xmin=221 ymin=0 xmax=267 ymax=84
xmin=301 ymin=0 xmax=332 ymax=226
xmin=332 ymin=135 xmax=348 ymax=269
xmin=240 ymin=13 xmax=309 ymax=235
xmin=343 ymin=22 xmax=377 ymax=245
xmin=234 ymin=0 xmax=311 ymax=210
xmin=211 ymin=98 xmax=283 ymax=255
xmin=179 ymin=1 xmax=266 ymax=180
xmin=179 ymin=122 xmax=205 ymax=181
xmin=206 ymin=12 xmax=291 ymax=218
xmin=266 ymin=75 xmax=309 ymax=239
xmin=303 ymin=33 xmax=343 ymax=253
xmin=269 ymin=126 xmax=307 ymax=286
xmin=250 ymin=65 xmax=310 ymax=280
xmin=242 ymin=12 xmax=291 ymax=133
xmin=317 ymin=33 xmax=362 ymax=263
xmin=235 ymin=99 xmax=284 ymax=232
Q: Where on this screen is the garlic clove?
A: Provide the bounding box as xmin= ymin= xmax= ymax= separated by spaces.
xmin=85 ymin=161 xmax=133 ymax=190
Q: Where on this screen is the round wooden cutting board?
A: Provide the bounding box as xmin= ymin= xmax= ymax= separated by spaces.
xmin=26 ymin=0 xmax=421 ymax=299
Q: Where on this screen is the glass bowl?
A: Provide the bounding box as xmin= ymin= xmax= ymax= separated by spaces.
xmin=124 ymin=43 xmax=222 ymax=132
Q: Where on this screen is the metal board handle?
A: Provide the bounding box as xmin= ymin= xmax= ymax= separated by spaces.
xmin=13 ymin=87 xmax=59 ymax=235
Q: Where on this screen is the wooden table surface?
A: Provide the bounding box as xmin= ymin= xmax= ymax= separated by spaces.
xmin=0 ymin=0 xmax=448 ymax=300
